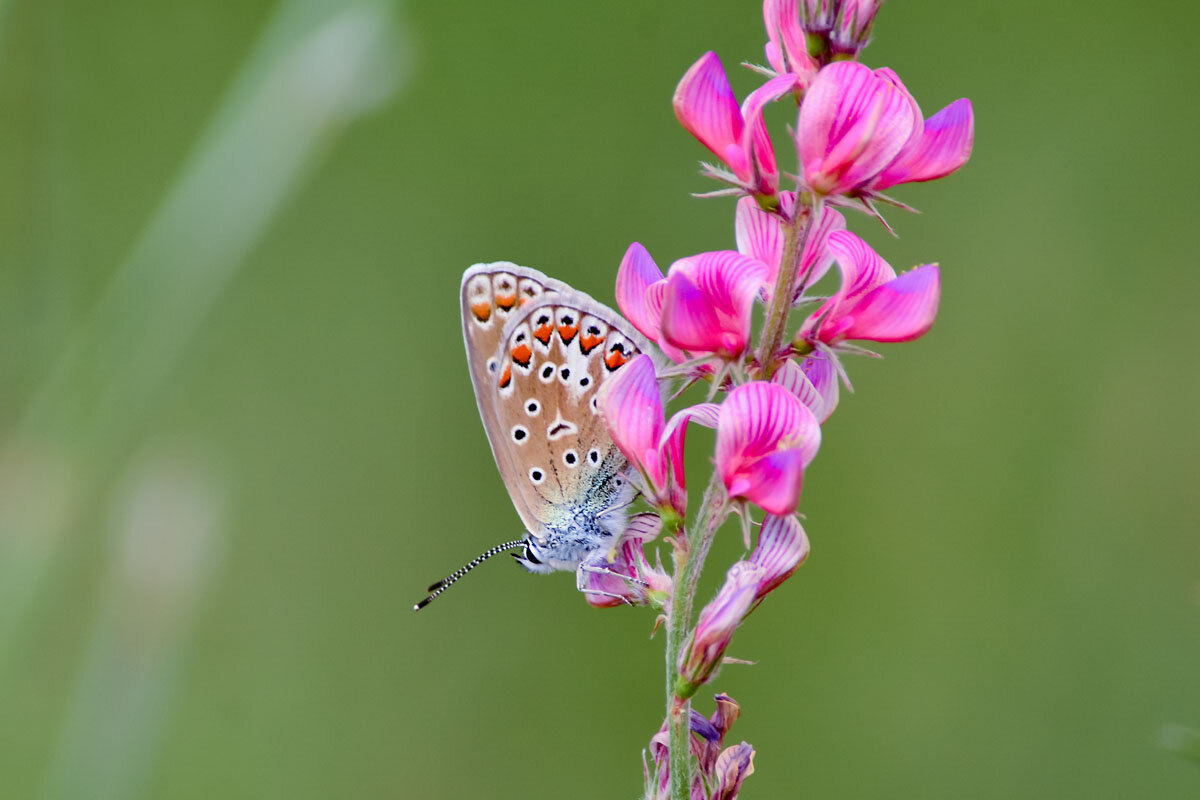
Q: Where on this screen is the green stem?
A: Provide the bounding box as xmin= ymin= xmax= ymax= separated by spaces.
xmin=666 ymin=472 xmax=728 ymax=800
xmin=753 ymin=193 xmax=821 ymax=379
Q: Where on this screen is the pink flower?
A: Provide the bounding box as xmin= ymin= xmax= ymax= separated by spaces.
xmin=797 ymin=61 xmax=920 ymax=197
xmin=735 ymin=192 xmax=846 ymax=304
xmin=799 ymin=230 xmax=940 ymax=346
xmin=674 ymin=51 xmax=800 ymax=198
xmin=583 ymin=514 xmax=672 ymax=608
xmin=648 ymin=694 xmax=750 ymax=800
xmin=715 ymin=382 xmax=821 ymax=515
xmin=660 ymin=252 xmax=770 ymax=360
xmin=597 ymin=353 xmax=719 ymax=513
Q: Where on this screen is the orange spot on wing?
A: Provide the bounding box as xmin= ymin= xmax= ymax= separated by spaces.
xmin=579 ymin=334 xmax=603 ymax=354
xmin=533 ymin=324 xmax=553 ymax=345
xmin=470 ymin=302 xmax=492 ymax=322
xmin=510 ymin=343 xmax=532 ymax=366
xmin=496 ymin=294 xmax=517 ymax=310
xmin=499 ymin=363 xmax=512 ymax=388
xmin=604 ymin=350 xmax=628 ymax=370
xmin=558 ymin=324 xmax=579 ymax=344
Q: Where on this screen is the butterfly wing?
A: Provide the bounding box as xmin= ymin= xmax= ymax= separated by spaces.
xmin=490 ymin=291 xmax=654 ymax=530
xmin=461 ymin=263 xmax=653 ymax=538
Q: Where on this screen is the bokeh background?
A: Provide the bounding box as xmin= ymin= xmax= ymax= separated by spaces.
xmin=1 ymin=0 xmax=1197 ymax=797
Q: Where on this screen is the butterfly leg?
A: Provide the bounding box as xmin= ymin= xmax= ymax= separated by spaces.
xmin=575 ymin=563 xmax=646 ymax=605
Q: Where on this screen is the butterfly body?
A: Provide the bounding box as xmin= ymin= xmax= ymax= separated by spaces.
xmin=459 ymin=263 xmax=652 ymax=591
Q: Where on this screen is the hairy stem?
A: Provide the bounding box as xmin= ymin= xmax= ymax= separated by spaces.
xmin=753 ymin=193 xmax=820 ymax=379
xmin=666 ymin=471 xmax=729 ymax=800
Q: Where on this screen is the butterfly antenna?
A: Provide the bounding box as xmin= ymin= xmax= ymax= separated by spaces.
xmin=413 ymin=539 xmax=527 ymax=611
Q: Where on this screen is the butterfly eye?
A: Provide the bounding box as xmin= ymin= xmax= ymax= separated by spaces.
xmin=559 ymin=367 xmax=570 ymax=380
xmin=528 ymin=468 xmax=545 ymax=485
xmin=563 ymin=450 xmax=578 ymax=468
xmin=587 ymin=449 xmax=601 ymax=466
xmin=511 ymin=425 xmax=528 ymax=443
xmin=487 ymin=358 xmax=498 ymax=374
xmin=589 ymin=396 xmax=599 ymax=414
xmin=578 ymin=376 xmax=590 ymax=388
xmin=525 ymin=400 xmax=540 ymax=416
xmin=539 ymin=364 xmax=556 ymax=383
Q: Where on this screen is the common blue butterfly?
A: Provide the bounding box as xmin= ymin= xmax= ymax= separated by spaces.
xmin=414 ymin=263 xmax=654 ymax=609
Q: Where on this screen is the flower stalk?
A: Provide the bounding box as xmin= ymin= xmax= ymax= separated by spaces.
xmin=754 ymin=193 xmax=820 ymax=379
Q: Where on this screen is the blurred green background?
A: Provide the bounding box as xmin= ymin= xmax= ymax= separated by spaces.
xmin=1 ymin=0 xmax=1197 ymax=797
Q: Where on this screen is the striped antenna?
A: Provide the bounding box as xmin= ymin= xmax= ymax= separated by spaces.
xmin=413 ymin=539 xmax=527 ymax=610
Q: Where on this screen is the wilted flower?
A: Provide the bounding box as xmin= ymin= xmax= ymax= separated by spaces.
xmin=798 ymin=230 xmax=940 ymax=347
xmin=715 ymin=382 xmax=821 ymax=515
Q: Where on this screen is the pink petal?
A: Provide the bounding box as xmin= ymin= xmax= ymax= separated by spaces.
xmin=663 ymin=252 xmax=769 ymax=357
xmin=661 ymin=269 xmax=728 ymax=354
xmin=840 ymin=263 xmax=940 ymax=342
xmin=596 ymin=353 xmax=666 ymax=487
xmin=738 ymin=74 xmax=802 ymax=195
xmin=615 ymin=242 xmax=667 ymax=343
xmin=681 ymin=562 xmax=762 ymax=685
xmin=763 ymin=0 xmax=813 ymax=79
xmin=735 ymin=195 xmax=784 ymax=268
xmin=802 ymin=230 xmax=895 ymax=343
xmin=797 ymin=61 xmax=917 ymax=195
xmin=795 ymin=204 xmax=847 ymax=293
xmin=770 ymin=358 xmax=837 ymax=423
xmin=799 ymin=352 xmax=839 ymax=421
xmin=873 ymin=98 xmax=974 ymax=189
xmin=731 ymin=448 xmax=806 ymax=516
xmin=749 ymin=514 xmax=810 ymax=598
xmin=674 ymin=52 xmax=747 ymax=177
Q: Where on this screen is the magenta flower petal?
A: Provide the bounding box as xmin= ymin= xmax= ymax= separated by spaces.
xmin=800 ymin=352 xmax=840 ymax=421
xmin=661 ymin=269 xmax=727 ymax=354
xmin=679 ymin=562 xmax=763 ymax=690
xmin=738 ymin=74 xmax=803 ymax=195
xmin=662 ymin=252 xmax=768 ymax=358
xmin=748 ymin=514 xmax=810 ymax=599
xmin=674 ymin=52 xmax=748 ymax=178
xmin=770 ymin=357 xmax=837 ymax=423
xmin=796 ymin=204 xmax=847 ymax=292
xmin=616 ymin=242 xmax=667 ymax=342
xmin=840 ymin=263 xmax=940 ymax=342
xmin=797 ymin=61 xmax=918 ymax=196
xmin=735 ymin=192 xmax=789 ymax=273
xmin=597 ymin=353 xmax=666 ymax=489
xmin=730 ymin=449 xmax=806 ymax=516
xmin=802 ymin=230 xmax=896 ymax=343
xmin=872 ymin=98 xmax=974 ymax=189
xmin=763 ymin=0 xmax=813 ymax=79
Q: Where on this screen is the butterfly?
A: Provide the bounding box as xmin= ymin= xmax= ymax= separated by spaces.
xmin=413 ymin=263 xmax=657 ymax=610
